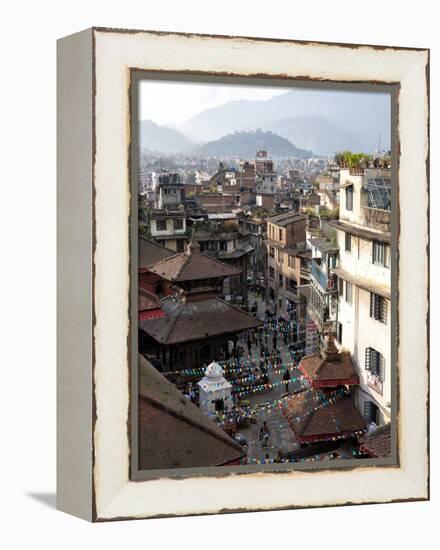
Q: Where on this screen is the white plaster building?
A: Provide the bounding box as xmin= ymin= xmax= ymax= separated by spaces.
xmin=255 ymin=150 xmax=278 ymax=195
xmin=330 ymin=168 xmax=391 ymax=427
xmin=150 ymin=209 xmax=187 ymax=252
xmin=197 ymin=362 xmax=233 ymax=417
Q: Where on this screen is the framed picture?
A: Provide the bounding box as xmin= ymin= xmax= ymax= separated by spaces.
xmin=57 ymin=27 xmax=429 ymax=521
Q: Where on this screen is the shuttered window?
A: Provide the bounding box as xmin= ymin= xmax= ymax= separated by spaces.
xmin=345 ymin=232 xmax=352 ymax=252
xmin=365 ymin=347 xmax=385 ymax=380
xmin=345 ymin=281 xmax=353 ymax=304
xmin=370 ymin=292 xmax=388 ymax=324
xmin=372 ymin=240 xmax=389 ymax=267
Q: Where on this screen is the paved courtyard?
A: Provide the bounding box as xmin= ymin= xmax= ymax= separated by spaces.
xmin=233 ymin=292 xmax=306 ymax=463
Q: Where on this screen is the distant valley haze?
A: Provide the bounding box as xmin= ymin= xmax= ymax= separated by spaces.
xmin=139 ymin=82 xmax=391 ymax=157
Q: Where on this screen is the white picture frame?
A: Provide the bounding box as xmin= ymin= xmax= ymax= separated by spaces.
xmin=57 ymin=27 xmax=429 ymax=521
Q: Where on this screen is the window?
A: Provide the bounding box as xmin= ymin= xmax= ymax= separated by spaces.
xmin=156 ymin=219 xmax=167 ymax=231
xmin=279 ymin=229 xmax=282 ymax=241
xmin=269 ymin=246 xmax=275 ymax=258
xmin=345 ymin=233 xmax=352 ymax=252
xmin=365 ymin=347 xmax=385 ymax=395
xmin=338 ymin=277 xmax=344 ymax=297
xmin=269 ymin=267 xmax=275 ymax=279
xmin=372 ymin=240 xmax=389 ymax=267
xmin=345 ymin=281 xmax=353 ymax=304
xmin=287 ymin=278 xmax=297 ymax=290
xmin=288 ymin=255 xmax=295 ymax=268
xmin=337 ymin=322 xmax=343 ymax=343
xmin=363 ymin=400 xmax=378 ymax=424
xmin=345 ymin=185 xmax=353 ymax=210
xmin=365 ymin=347 xmax=385 ymax=379
xmin=370 ymin=293 xmax=387 ymax=323
xmin=173 ymin=218 xmax=183 ymax=230
xmin=279 ymin=274 xmax=283 ymax=287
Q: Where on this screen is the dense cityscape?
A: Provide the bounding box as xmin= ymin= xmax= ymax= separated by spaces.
xmin=137 ymin=145 xmax=392 ymax=470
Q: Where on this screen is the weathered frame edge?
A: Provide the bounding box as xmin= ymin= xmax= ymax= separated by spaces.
xmin=56 ymin=27 xmax=94 ymax=522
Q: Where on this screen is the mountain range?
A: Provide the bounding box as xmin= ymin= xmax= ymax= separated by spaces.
xmin=140 ymin=88 xmax=390 ymax=157
xmin=139 ymin=119 xmax=193 ymax=153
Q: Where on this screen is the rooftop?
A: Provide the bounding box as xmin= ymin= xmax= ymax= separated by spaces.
xmin=359 ymin=423 xmax=392 ymax=458
xmin=139 ymin=296 xmax=262 ymax=345
xmin=150 ymin=209 xmax=185 ymax=218
xmin=138 ymin=288 xmax=162 ymax=312
xmin=309 ymin=237 xmax=339 ymax=254
xmin=207 ymin=213 xmax=238 ymax=220
xmin=139 ymin=237 xmax=174 ymax=269
xmin=267 ymin=211 xmax=306 ymax=227
xmin=148 ymin=240 xmax=241 ymax=283
xmin=138 ymin=355 xmax=244 ymax=470
xmin=299 ymin=335 xmax=359 ymax=388
xmin=328 ymin=219 xmax=391 ymax=243
xmin=283 ymin=389 xmax=366 ymax=444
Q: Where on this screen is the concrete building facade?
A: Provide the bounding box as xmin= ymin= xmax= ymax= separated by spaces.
xmin=265 ymin=211 xmax=308 ymax=319
xmin=330 ymin=168 xmax=391 ymax=427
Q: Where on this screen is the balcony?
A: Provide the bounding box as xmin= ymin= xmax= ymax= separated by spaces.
xmin=300 ymin=267 xmax=310 ymax=281
xmin=310 ymin=260 xmax=337 ymax=292
xmin=284 ymin=283 xmax=298 ymax=303
xmin=361 ymin=207 xmax=391 ymax=232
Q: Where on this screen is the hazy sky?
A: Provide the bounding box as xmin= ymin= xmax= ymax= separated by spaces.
xmin=139 ymin=80 xmax=287 ymax=125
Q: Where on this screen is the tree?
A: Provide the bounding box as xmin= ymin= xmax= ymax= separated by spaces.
xmin=334 ymin=151 xmax=372 ymax=169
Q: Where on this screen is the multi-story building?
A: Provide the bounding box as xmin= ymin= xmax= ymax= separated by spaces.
xmin=196 ymin=193 xmax=239 ymax=213
xmin=315 ymin=173 xmax=340 ymax=211
xmin=138 ymin=237 xmax=175 ymax=298
xmin=237 ymin=160 xmax=256 ymax=190
xmin=307 ymin=237 xmax=339 ymax=341
xmin=149 ymin=209 xmax=188 ymax=252
xmin=153 ymin=171 xmax=184 ymax=209
xmin=193 ymin=213 xmax=253 ymax=304
xmin=255 ymin=151 xmax=278 ymax=195
xmin=209 ymin=163 xmax=241 ymax=193
xmin=256 ymin=193 xmax=276 ymax=213
xmin=265 ymin=211 xmax=308 ymax=319
xmin=329 ymin=168 xmax=391 ymax=427
xmin=238 ymin=213 xmax=266 ymax=290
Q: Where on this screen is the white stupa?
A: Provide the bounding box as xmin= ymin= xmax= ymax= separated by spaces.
xmin=197 ymin=361 xmax=233 ymax=416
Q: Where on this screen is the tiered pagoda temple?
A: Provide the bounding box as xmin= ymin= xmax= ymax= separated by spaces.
xmin=283 ymin=334 xmax=366 ymax=445
xmin=139 ymin=240 xmax=262 ymax=372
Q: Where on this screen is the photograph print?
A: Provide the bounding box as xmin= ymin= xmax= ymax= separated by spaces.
xmin=135 ymin=77 xmax=394 ymax=473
